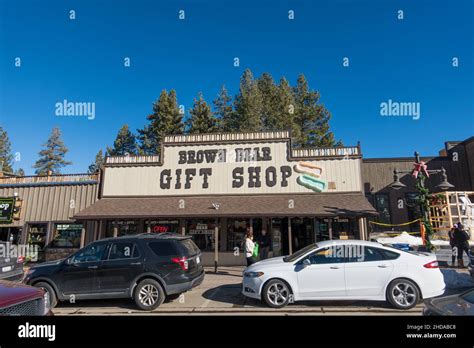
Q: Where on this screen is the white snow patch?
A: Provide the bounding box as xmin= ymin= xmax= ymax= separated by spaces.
xmin=375 ymin=232 xmax=450 ymax=246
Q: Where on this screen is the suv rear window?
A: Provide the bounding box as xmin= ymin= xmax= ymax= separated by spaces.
xmin=178 ymin=239 xmax=200 ymax=256
xmin=148 ymin=241 xmax=179 ymax=257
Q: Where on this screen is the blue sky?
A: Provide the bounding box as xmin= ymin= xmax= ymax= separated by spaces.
xmin=0 ymin=0 xmax=473 ymax=174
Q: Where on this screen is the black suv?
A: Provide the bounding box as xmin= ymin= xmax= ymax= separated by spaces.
xmin=23 ymin=233 xmax=204 ymax=310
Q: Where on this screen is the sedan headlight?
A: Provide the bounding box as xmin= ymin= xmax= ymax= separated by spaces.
xmin=244 ymin=271 xmax=264 ymax=278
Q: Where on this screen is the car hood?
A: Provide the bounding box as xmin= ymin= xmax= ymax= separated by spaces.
xmin=428 ymin=294 xmax=474 ymax=315
xmin=0 ymin=280 xmax=44 ymax=308
xmin=31 ymin=259 xmax=64 ymax=270
xmin=247 ymin=257 xmax=287 ymax=270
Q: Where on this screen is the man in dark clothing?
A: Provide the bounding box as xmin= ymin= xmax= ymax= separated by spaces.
xmin=258 ymin=229 xmax=271 ymax=260
xmin=448 ymin=225 xmax=457 ymax=267
xmin=453 ymin=223 xmax=470 ymax=268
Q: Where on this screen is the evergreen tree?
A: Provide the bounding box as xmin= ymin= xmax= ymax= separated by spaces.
xmin=187 ymin=93 xmax=218 ymax=134
xmin=293 ymin=74 xmax=338 ymax=147
xmin=137 ymin=89 xmax=184 ymax=154
xmin=213 ymin=85 xmax=234 ymax=132
xmin=257 ymin=73 xmax=279 ymax=131
xmin=107 ymin=124 xmax=138 ymax=156
xmin=14 ymin=168 xmax=25 ymax=176
xmin=233 ymin=69 xmax=263 ymax=132
xmin=0 ymin=126 xmax=13 ymax=173
xmin=88 ymin=149 xmax=105 ymax=173
xmin=273 ymin=78 xmax=300 ymax=138
xmin=33 ymin=127 xmax=72 ymax=174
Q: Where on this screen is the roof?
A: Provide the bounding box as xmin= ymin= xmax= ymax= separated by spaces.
xmin=73 ymin=193 xmax=377 ymax=219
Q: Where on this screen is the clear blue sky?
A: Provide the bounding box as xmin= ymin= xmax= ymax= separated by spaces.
xmin=1 ymin=0 xmax=473 ymax=174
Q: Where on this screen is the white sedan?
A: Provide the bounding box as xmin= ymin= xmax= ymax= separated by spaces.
xmin=242 ymin=240 xmax=445 ymax=309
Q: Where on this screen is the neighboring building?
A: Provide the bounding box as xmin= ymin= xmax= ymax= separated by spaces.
xmin=0 ymin=173 xmax=99 ymax=261
xmin=74 ymin=131 xmax=376 ymax=266
xmin=362 ymin=136 xmax=474 ymax=234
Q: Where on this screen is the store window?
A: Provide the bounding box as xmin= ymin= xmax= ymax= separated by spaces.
xmin=331 ymin=218 xmax=358 ymax=240
xmin=227 ymin=218 xmax=249 ymax=252
xmin=405 ymin=193 xmax=422 ymax=232
xmin=373 ymin=194 xmax=391 ymax=224
xmin=50 ymin=223 xmax=82 ymax=248
xmin=186 ymin=219 xmax=219 ymax=252
xmin=26 ymin=223 xmax=48 ymax=262
xmin=105 ymin=220 xmax=139 ymax=238
xmin=147 ymin=220 xmax=179 ymax=234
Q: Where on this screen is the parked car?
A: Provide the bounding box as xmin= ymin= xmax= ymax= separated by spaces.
xmin=24 ymin=233 xmax=204 ymax=310
xmin=0 ymin=242 xmax=24 ymax=282
xmin=423 ymin=288 xmax=474 ymax=315
xmin=0 ymin=280 xmax=52 ymax=315
xmin=242 ymin=240 xmax=445 ymax=309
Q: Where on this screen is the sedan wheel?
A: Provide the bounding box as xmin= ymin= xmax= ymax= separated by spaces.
xmin=387 ymin=279 xmax=419 ymax=309
xmin=263 ymin=279 xmax=291 ymax=308
xmin=134 ymin=279 xmax=165 ymax=310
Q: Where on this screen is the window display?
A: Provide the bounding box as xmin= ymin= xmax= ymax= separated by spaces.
xmin=50 ymin=223 xmax=82 ymax=248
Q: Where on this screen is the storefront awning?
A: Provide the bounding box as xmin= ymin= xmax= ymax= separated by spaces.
xmin=73 ymin=193 xmax=377 ymax=219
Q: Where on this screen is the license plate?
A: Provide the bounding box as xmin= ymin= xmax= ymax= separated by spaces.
xmin=2 ymin=266 xmax=12 ymax=273
xmin=196 ymin=256 xmax=200 ymax=264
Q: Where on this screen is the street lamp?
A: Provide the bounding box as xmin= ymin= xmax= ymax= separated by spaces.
xmin=389 ymin=151 xmax=454 ymax=250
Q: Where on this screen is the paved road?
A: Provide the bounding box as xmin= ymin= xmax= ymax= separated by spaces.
xmin=52 ymin=266 xmax=470 ymax=316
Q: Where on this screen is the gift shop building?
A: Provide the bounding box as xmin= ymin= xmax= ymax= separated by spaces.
xmin=74 ymin=131 xmax=377 ymax=266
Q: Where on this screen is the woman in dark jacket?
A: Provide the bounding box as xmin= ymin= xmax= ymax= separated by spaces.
xmin=453 ymin=223 xmax=470 ymax=268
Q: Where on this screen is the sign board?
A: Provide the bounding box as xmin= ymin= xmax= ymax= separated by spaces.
xmin=0 ymin=197 xmax=15 ymax=224
xmin=103 ymin=140 xmax=361 ymax=196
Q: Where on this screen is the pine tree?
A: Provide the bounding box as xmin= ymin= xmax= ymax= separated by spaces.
xmin=293 ymin=74 xmax=338 ymax=147
xmin=187 ymin=93 xmax=218 ymax=134
xmin=213 ymin=85 xmax=234 ymax=132
xmin=137 ymin=89 xmax=184 ymax=154
xmin=257 ymin=73 xmax=279 ymax=131
xmin=234 ymin=69 xmax=263 ymax=132
xmin=14 ymin=168 xmax=25 ymax=176
xmin=107 ymin=125 xmax=138 ymax=156
xmin=0 ymin=126 xmax=13 ymax=173
xmin=88 ymin=149 xmax=105 ymax=173
xmin=33 ymin=127 xmax=72 ymax=174
xmin=273 ymin=78 xmax=300 ymax=138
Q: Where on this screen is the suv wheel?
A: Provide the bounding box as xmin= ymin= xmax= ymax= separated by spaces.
xmin=387 ymin=279 xmax=420 ymax=310
xmin=262 ymin=279 xmax=291 ymax=308
xmin=134 ymin=279 xmax=165 ymax=310
xmin=35 ymin=282 xmax=58 ymax=308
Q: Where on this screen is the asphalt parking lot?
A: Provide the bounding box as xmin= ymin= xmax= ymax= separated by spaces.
xmin=51 ymin=266 xmax=472 ymax=316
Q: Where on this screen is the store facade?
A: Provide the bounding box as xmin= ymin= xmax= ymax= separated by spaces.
xmin=75 ymin=131 xmax=377 ymax=266
xmin=0 ymin=173 xmax=99 ymax=261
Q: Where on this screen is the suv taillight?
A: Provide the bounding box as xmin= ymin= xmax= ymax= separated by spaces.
xmin=171 ymin=256 xmax=188 ymax=271
xmin=423 ymin=260 xmax=439 ymax=268
xmin=17 ymin=256 xmax=25 ymax=263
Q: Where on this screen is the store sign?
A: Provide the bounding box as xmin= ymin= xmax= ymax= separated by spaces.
xmin=189 ymin=223 xmax=214 ymax=235
xmin=103 ymin=140 xmax=361 ymax=196
xmin=0 ymin=198 xmax=15 ymax=224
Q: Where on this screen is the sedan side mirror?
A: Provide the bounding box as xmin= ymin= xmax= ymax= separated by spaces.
xmin=302 ymin=258 xmax=311 ymax=268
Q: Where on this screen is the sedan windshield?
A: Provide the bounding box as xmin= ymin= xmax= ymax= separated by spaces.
xmin=283 ymin=244 xmax=318 ymax=262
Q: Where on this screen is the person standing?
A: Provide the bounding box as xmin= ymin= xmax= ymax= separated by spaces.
xmin=244 ymin=229 xmax=256 ymax=267
xmin=258 ymin=229 xmax=271 ymax=260
xmin=453 ymin=223 xmax=470 ymax=268
xmin=448 ymin=225 xmax=457 ymax=267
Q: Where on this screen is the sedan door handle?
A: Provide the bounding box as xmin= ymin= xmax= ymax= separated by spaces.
xmin=87 ymin=265 xmax=98 ymax=269
xmin=330 ymin=266 xmax=340 ymax=269
xmin=377 ymin=264 xmax=389 ymax=268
